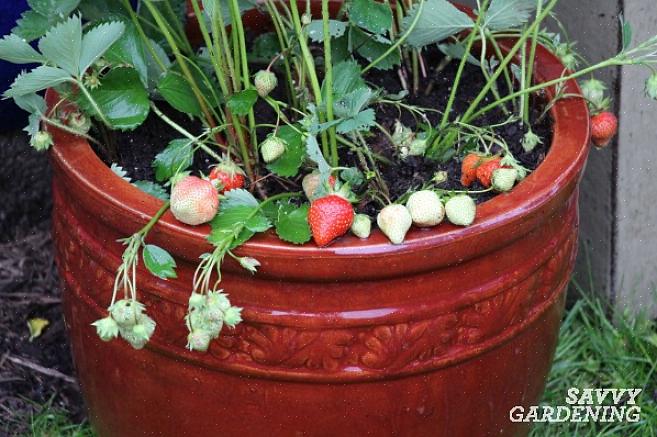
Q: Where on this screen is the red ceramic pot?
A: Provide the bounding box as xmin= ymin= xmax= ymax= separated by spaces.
xmin=50 ymin=5 xmax=590 ymax=437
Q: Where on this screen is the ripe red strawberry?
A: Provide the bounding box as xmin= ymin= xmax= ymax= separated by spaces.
xmin=308 ymin=195 xmax=354 ymax=247
xmin=590 ymin=112 xmax=618 ymax=148
xmin=476 ymin=157 xmax=503 ymax=188
xmin=460 ymin=153 xmax=482 ymax=187
xmin=170 ymin=176 xmax=219 ymax=226
xmin=209 ymin=161 xmax=245 ymax=194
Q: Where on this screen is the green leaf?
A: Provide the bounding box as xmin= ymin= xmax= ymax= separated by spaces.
xmin=275 ymin=203 xmax=311 ymax=244
xmin=144 ymin=39 xmax=171 ymax=89
xmin=336 ymin=109 xmax=375 ymax=134
xmin=4 ymin=66 xmax=71 ymax=98
xmin=226 ymin=89 xmax=258 ymax=116
xmin=349 ymin=0 xmax=393 ymax=35
xmin=142 ymin=244 xmax=177 ymax=279
xmin=250 ymin=32 xmax=281 ymax=62
xmin=132 ymin=180 xmax=170 ymax=200
xmin=28 ymin=0 xmax=80 ymax=17
xmin=104 ymin=23 xmax=149 ymax=86
xmin=245 ymin=214 xmax=272 ymax=232
xmin=333 ymin=87 xmax=375 ymax=118
xmin=158 ymin=70 xmax=204 ymax=116
xmin=13 ymin=0 xmax=80 ymax=42
xmin=484 ymin=0 xmax=540 ymax=30
xmin=266 ymin=125 xmax=305 ymax=177
xmin=85 ymin=67 xmax=150 ymax=130
xmin=404 ymin=0 xmax=473 ymax=48
xmin=152 ymin=139 xmax=194 ymax=182
xmin=38 ymin=14 xmax=82 ymax=76
xmin=324 ymin=60 xmax=366 ymax=100
xmin=222 ymin=188 xmax=259 ymax=208
xmin=13 ymin=11 xmax=52 ymax=42
xmin=202 ymin=0 xmax=257 ymax=27
xmin=438 ymin=42 xmax=481 ymax=66
xmin=350 ymin=27 xmax=400 ymax=70
xmin=14 ymin=93 xmax=46 ymax=114
xmin=78 ymin=0 xmax=127 ymax=21
xmin=306 ymin=134 xmax=332 ymax=176
xmin=621 ymin=16 xmax=633 ymax=51
xmin=306 ymin=20 xmax=347 ymax=42
xmin=80 ymin=21 xmax=126 ymax=75
xmin=0 ymin=34 xmax=45 ymax=64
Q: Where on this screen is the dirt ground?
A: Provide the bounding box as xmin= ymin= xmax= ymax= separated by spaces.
xmin=0 ymin=131 xmax=85 ymax=435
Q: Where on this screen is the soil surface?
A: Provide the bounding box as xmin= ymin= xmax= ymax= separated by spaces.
xmin=95 ymin=49 xmax=552 ymax=211
xmin=0 ymin=131 xmax=86 ymax=436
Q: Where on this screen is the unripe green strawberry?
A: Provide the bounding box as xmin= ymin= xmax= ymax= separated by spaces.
xmin=186 ymin=309 xmax=207 ymax=331
xmin=492 ymin=168 xmax=519 ymax=192
xmin=645 ymin=73 xmax=657 ymax=100
xmin=92 ymin=316 xmax=120 ymax=342
xmin=188 ymin=292 xmax=206 ymax=310
xmin=187 ymin=329 xmax=212 ymax=352
xmin=377 ymin=204 xmax=412 ymax=245
xmin=207 ymin=291 xmax=232 ymax=312
xmin=66 ymin=111 xmax=91 ymax=134
xmin=223 ymin=306 xmax=243 ymax=328
xmin=254 ymin=70 xmax=278 ymax=97
xmin=170 ymin=175 xmax=219 ymax=226
xmin=445 ymin=195 xmax=476 ymax=226
xmin=119 ymin=315 xmax=155 ymax=349
xmin=581 ymin=79 xmax=607 ymax=110
xmin=109 ymin=299 xmax=145 ymax=326
xmin=260 ymin=136 xmax=287 ymax=163
xmin=351 ymin=214 xmax=372 ymax=239
xmin=31 ymin=131 xmax=53 ymax=152
xmin=406 ymin=190 xmax=444 ymax=227
xmin=522 ymin=130 xmax=542 ymax=152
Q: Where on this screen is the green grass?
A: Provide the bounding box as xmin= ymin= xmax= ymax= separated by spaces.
xmin=23 ymin=398 xmax=93 ymax=437
xmin=530 ymin=281 xmax=657 ymax=436
xmin=24 ymin=283 xmax=657 ymax=436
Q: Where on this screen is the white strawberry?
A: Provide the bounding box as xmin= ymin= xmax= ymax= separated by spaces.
xmin=377 ymin=204 xmax=412 ymax=245
xmin=260 ymin=136 xmax=287 ymax=163
xmin=351 ymin=214 xmax=372 ymax=239
xmin=405 ymin=190 xmax=445 ymax=227
xmin=492 ymin=168 xmax=519 ymax=192
xmin=445 ymin=195 xmax=477 ymax=226
xmin=187 ymin=329 xmax=212 ymax=352
xmin=170 ymin=176 xmax=219 ymax=226
xmin=254 ymin=70 xmax=278 ymax=97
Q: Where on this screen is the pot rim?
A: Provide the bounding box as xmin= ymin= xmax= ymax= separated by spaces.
xmin=47 ymin=37 xmax=590 ymax=279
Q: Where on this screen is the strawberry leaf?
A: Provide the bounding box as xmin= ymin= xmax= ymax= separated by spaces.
xmin=222 ymin=188 xmax=259 ymax=208
xmin=306 ymin=20 xmax=347 ymax=42
xmin=404 ymin=0 xmax=473 ymax=48
xmin=13 ymin=0 xmax=81 ymax=42
xmin=266 ymin=125 xmax=305 ymax=177
xmin=226 ymin=89 xmax=258 ymax=116
xmin=275 ymin=203 xmax=311 ymax=244
xmin=38 ymin=15 xmax=82 ymax=76
xmin=349 ymin=0 xmax=392 ymax=35
xmin=104 ymin=23 xmax=150 ymax=87
xmin=158 ymin=70 xmax=206 ymax=116
xmin=483 ymin=0 xmax=540 ymax=30
xmin=79 ymin=21 xmax=126 ymax=75
xmin=0 ymin=34 xmax=45 ymax=64
xmin=132 ymin=180 xmax=170 ymax=201
xmin=83 ymin=67 xmax=150 ymax=130
xmin=152 ymin=139 xmax=194 ymax=182
xmin=143 ymin=244 xmax=177 ymax=279
xmin=350 ymin=27 xmax=400 ymax=71
xmin=4 ymin=66 xmax=71 ymax=98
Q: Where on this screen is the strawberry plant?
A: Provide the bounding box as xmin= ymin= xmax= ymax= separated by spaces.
xmin=2 ymin=0 xmax=657 ymax=352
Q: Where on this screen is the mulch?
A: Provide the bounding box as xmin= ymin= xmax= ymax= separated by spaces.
xmin=0 ymin=131 xmax=86 ymax=435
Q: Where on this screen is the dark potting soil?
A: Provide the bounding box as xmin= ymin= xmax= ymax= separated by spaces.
xmin=93 ymin=50 xmax=552 ymax=212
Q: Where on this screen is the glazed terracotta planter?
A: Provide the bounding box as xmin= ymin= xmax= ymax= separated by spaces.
xmin=50 ymin=6 xmax=590 ymax=436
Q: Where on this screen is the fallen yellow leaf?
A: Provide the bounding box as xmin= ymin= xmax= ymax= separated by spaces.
xmin=27 ymin=318 xmax=50 ymax=342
